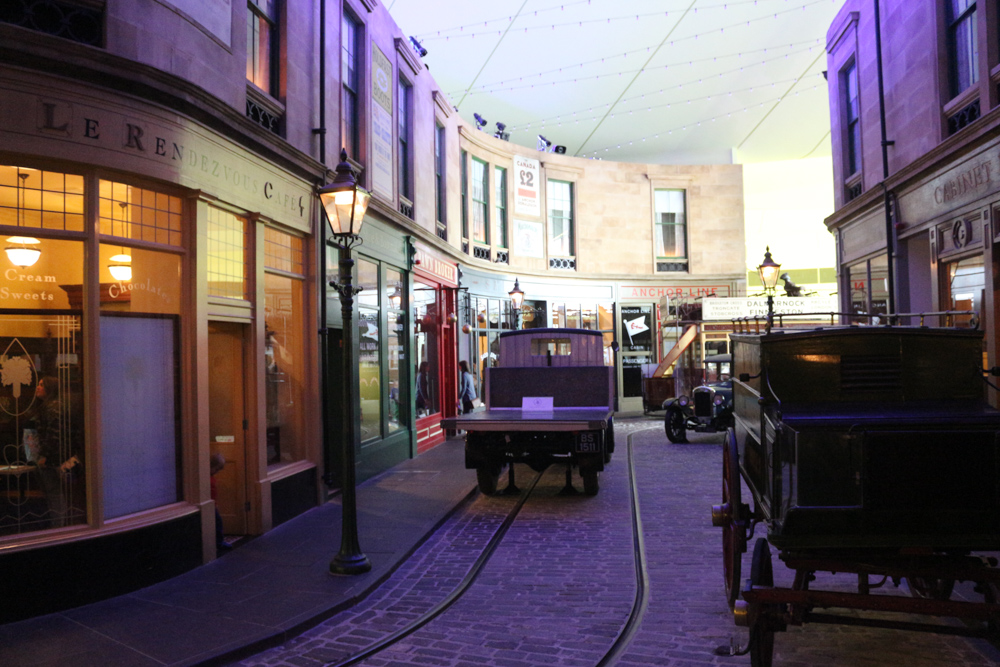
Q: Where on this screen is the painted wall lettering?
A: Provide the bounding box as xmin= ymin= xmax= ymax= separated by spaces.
xmin=934 ymin=160 xmax=992 ymax=204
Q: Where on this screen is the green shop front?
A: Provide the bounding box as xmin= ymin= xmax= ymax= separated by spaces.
xmin=325 ymin=214 xmax=412 ymax=485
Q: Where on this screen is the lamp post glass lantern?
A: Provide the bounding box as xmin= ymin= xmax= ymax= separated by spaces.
xmin=757 ymin=246 xmax=781 ymax=333
xmin=508 ymin=278 xmax=525 ymax=329
xmin=322 ymin=149 xmax=372 ymax=575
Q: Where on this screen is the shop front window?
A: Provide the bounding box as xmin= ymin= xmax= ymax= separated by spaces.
xmin=264 ymin=227 xmax=305 ymax=466
xmin=414 ymin=280 xmax=439 ymax=418
xmin=358 ymin=259 xmax=381 ymax=442
xmin=847 ymin=255 xmax=888 ymax=324
xmin=97 ymin=180 xmax=185 ymax=520
xmin=99 ymin=243 xmax=182 ymax=519
xmin=0 ymin=237 xmax=86 ymax=535
xmin=946 ymin=254 xmax=984 ymax=329
xmin=386 ymin=268 xmax=404 ymax=434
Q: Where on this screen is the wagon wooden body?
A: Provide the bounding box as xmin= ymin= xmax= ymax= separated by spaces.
xmin=714 ymin=324 xmax=1000 ymax=665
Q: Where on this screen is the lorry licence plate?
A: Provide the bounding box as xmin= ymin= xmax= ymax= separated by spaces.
xmin=576 ymin=431 xmax=600 ymax=453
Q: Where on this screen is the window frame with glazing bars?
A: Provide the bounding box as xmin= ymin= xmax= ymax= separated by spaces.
xmin=461 ymin=150 xmax=469 ymax=243
xmin=495 ymin=166 xmax=508 ymax=249
xmin=435 ymin=124 xmax=446 ymax=236
xmin=841 ymin=59 xmax=861 ymax=179
xmin=398 ymin=77 xmax=412 ymax=202
xmin=341 ymin=10 xmax=361 ymax=158
xmin=471 ymin=157 xmax=489 ymax=245
xmin=947 ymin=0 xmax=978 ymax=99
xmin=546 ymin=179 xmax=575 ymax=258
xmin=247 ymin=0 xmax=279 ymax=97
xmin=653 ymin=188 xmax=687 ymax=267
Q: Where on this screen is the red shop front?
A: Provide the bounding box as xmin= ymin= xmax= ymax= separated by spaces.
xmin=412 ymin=243 xmax=459 ymax=453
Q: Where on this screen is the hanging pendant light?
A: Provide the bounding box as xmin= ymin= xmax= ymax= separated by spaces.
xmin=108 ymin=252 xmax=132 ymax=281
xmin=5 ymin=236 xmax=41 ymax=267
xmin=6 ymin=173 xmax=40 ymax=267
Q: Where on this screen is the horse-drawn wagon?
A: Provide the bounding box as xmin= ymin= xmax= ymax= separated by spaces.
xmin=714 ymin=318 xmax=1000 ymax=665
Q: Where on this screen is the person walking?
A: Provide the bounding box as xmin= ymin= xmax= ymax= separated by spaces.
xmin=458 ymin=360 xmax=477 ymax=414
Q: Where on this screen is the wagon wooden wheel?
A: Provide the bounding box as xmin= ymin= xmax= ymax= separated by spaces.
xmin=748 ymin=537 xmax=776 ymax=667
xmin=714 ymin=428 xmax=747 ymax=608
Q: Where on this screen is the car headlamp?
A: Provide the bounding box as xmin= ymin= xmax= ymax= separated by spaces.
xmin=714 ymin=395 xmax=725 ymax=406
xmin=678 ymin=396 xmax=689 ymax=407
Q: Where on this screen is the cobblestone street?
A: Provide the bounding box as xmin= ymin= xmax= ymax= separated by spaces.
xmin=236 ymin=418 xmax=1000 ymax=667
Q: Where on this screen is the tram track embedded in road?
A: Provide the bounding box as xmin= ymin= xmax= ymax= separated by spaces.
xmin=321 ymin=466 xmax=545 ymax=667
xmin=320 ymin=430 xmax=652 ymax=667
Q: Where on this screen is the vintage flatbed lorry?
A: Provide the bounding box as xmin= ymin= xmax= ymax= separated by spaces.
xmin=713 ymin=316 xmax=1000 ymax=666
xmin=441 ymin=328 xmax=615 ymax=496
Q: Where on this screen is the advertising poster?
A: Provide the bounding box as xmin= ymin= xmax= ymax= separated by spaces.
xmin=513 ymin=155 xmax=540 ymax=217
xmin=620 ymin=305 xmax=653 ymax=352
xmin=514 ymin=219 xmax=544 ymax=258
xmin=371 ymin=44 xmax=394 ymax=199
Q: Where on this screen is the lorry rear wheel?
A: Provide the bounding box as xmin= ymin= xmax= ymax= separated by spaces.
xmin=582 ymin=469 xmax=599 ymax=495
xmin=476 ymin=466 xmax=500 ymax=495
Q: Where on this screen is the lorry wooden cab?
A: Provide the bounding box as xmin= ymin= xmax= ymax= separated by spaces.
xmin=714 ymin=322 xmax=1000 ymax=666
xmin=442 ymin=328 xmax=615 ymax=495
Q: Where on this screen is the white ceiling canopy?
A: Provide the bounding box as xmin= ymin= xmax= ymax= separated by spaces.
xmin=388 ymin=0 xmax=844 ymax=165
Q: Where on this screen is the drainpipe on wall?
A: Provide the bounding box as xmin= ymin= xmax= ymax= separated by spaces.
xmin=874 ymin=0 xmax=897 ymax=315
xmin=316 ymin=0 xmax=333 ymax=487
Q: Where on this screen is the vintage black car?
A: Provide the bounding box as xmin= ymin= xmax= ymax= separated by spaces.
xmin=662 ymin=354 xmax=733 ymax=443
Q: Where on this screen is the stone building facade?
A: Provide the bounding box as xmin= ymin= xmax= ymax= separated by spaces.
xmin=825 ymin=0 xmax=1000 ymax=397
xmin=0 ymin=0 xmax=744 ymax=620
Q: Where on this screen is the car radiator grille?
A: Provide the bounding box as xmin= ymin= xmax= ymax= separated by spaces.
xmin=693 ymin=390 xmax=713 ymax=416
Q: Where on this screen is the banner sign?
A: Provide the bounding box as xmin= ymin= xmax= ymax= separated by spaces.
xmin=513 ymin=156 xmax=540 ymax=217
xmin=702 ymin=296 xmax=838 ymax=321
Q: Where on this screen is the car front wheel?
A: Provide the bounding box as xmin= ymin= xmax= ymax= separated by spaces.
xmin=665 ymin=406 xmax=688 ymax=443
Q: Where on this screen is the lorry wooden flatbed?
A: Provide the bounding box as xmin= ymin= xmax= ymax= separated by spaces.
xmin=442 ymin=328 xmax=615 ymax=495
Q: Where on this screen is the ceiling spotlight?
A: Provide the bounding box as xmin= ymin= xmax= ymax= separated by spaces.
xmin=408 ymin=36 xmax=427 ymax=58
xmin=537 ymin=135 xmax=551 ymax=151
xmin=494 ymin=122 xmax=509 ymax=140
xmin=553 ymin=146 xmax=567 ymax=154
xmin=474 ymin=113 xmax=488 ymax=130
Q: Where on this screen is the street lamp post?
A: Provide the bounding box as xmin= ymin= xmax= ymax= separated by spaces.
xmin=319 ymin=149 xmax=372 ymax=576
xmin=757 ymin=246 xmax=782 ymax=334
xmin=508 ymin=278 xmax=525 ymax=330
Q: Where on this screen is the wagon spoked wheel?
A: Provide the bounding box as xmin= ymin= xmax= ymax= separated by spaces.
xmin=749 ymin=537 xmax=776 ymax=667
xmin=906 ymin=576 xmax=955 ymax=600
xmin=666 ymin=406 xmax=688 ymax=443
xmin=722 ymin=428 xmax=745 ymax=608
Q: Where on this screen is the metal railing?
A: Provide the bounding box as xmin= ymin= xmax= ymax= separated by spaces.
xmin=730 ymin=310 xmax=980 ymax=334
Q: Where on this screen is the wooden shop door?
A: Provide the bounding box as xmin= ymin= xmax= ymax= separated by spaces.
xmin=208 ymin=321 xmax=250 ymax=536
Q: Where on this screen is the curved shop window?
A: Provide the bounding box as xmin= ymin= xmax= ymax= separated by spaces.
xmin=356 ymin=258 xmax=407 ymax=442
xmin=0 ymin=237 xmax=86 ymax=535
xmin=0 ymin=166 xmax=87 ymax=535
xmin=264 ymin=227 xmax=306 ymax=466
xmin=98 ymin=179 xmax=184 ymax=520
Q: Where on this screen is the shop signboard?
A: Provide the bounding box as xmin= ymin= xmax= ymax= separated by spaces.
xmin=702 ymin=295 xmax=838 ymax=321
xmin=620 ymin=305 xmax=653 ymax=352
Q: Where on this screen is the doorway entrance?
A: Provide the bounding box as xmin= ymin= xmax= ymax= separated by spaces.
xmin=208 ymin=321 xmax=251 ymax=536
